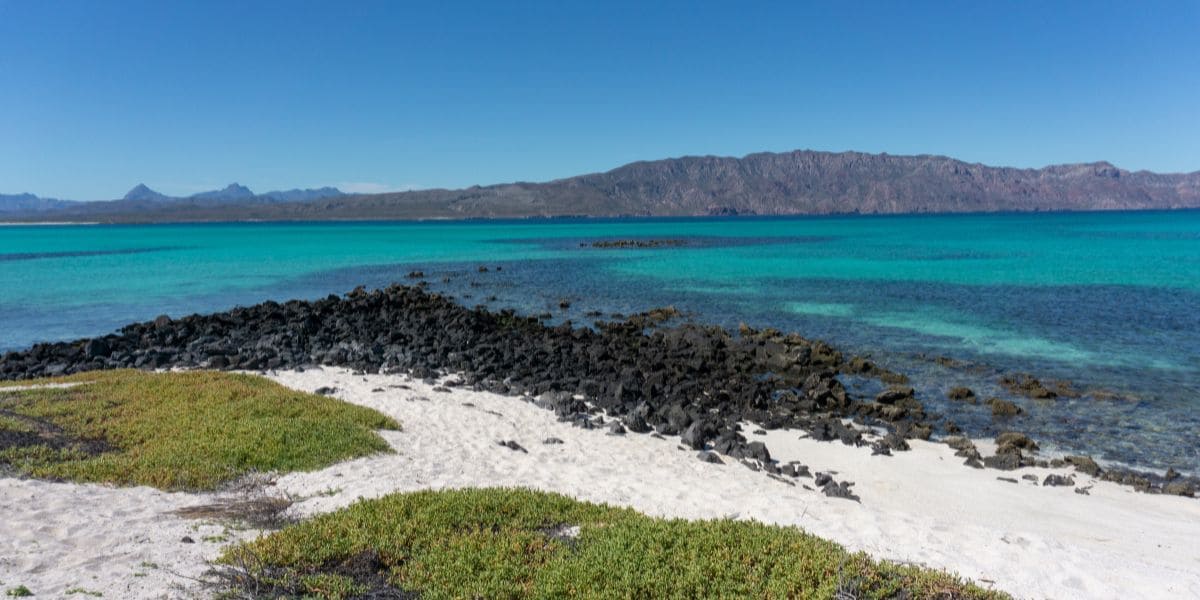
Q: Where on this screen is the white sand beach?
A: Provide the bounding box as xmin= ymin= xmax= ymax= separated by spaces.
xmin=2 ymin=366 xmax=1198 ymax=599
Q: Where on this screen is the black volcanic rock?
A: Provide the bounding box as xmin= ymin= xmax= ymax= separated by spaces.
xmin=1 ymin=283 xmax=1187 ymax=497
xmin=0 ymin=284 xmax=938 ymax=488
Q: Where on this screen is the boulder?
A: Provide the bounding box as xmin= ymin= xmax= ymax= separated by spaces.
xmin=680 ymin=421 xmax=710 ymax=450
xmin=1163 ymin=481 xmax=1195 ymax=497
xmin=983 ymin=453 xmax=1022 ymax=470
xmin=995 ymin=431 xmax=1038 ymax=454
xmin=83 ymin=338 xmax=110 ymax=359
xmin=845 ymin=355 xmax=874 ymax=373
xmin=999 ymin=373 xmax=1057 ymax=399
xmin=879 ymin=432 xmax=910 ymax=452
xmin=947 ymin=386 xmax=976 ymax=402
xmin=1065 ymin=455 xmax=1102 ymax=477
xmin=1043 ymin=474 xmax=1075 ymax=487
xmin=986 ymin=398 xmax=1023 ymax=417
xmin=906 ymin=423 xmax=933 ymax=440
xmin=875 ymin=386 xmax=915 ymax=405
xmin=943 ymin=436 xmax=975 ymax=452
xmin=623 ymin=413 xmax=652 ymax=434
xmin=821 ymin=480 xmax=859 ymax=502
xmin=743 ymin=441 xmax=771 ymax=463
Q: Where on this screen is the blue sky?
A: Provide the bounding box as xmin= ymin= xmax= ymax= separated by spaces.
xmin=1 ymin=1 xmax=1197 ymax=200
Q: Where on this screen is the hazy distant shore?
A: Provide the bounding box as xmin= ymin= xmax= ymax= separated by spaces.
xmin=4 ymin=150 xmax=1199 ymax=224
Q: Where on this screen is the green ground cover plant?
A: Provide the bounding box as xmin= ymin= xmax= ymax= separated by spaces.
xmin=0 ymin=370 xmax=398 ymax=490
xmin=223 ymin=487 xmax=1008 ymax=600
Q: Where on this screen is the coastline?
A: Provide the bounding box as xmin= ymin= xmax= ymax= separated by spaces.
xmin=3 ymin=206 xmax=1200 ymax=227
xmin=0 ymin=221 xmax=99 ymax=226
xmin=1 ymin=284 xmax=1195 ymax=488
xmin=1 ymin=285 xmax=1198 ymax=597
xmin=3 ymin=366 xmax=1197 ymax=599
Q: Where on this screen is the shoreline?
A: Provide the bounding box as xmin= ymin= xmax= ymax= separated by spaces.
xmin=1 ymin=284 xmax=1195 ymax=491
xmin=0 ymin=221 xmax=99 ymax=226
xmin=3 ymin=206 xmax=1200 ymax=227
xmin=3 ymin=366 xmax=1197 ymax=599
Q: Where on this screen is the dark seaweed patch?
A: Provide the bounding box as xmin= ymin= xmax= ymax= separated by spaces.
xmin=0 ymin=246 xmax=190 ymax=262
xmin=503 ymin=235 xmax=837 ymax=251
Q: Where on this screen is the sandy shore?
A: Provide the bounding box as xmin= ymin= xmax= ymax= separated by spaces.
xmin=2 ymin=366 xmax=1198 ymax=598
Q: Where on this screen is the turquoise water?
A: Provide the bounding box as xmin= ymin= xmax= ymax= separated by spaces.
xmin=2 ymin=211 xmax=1198 ymax=471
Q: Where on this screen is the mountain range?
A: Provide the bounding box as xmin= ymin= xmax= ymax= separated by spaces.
xmin=3 ymin=150 xmax=1199 ymax=222
xmin=0 ymin=193 xmax=75 ymax=213
xmin=0 ymin=184 xmax=345 ymax=214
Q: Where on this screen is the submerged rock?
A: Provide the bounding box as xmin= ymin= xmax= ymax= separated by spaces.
xmin=947 ymin=386 xmax=976 ymax=402
xmin=986 ymin=398 xmax=1024 ymax=417
xmin=999 ymin=373 xmax=1057 ymax=399
xmin=874 ymin=386 xmax=915 ymax=405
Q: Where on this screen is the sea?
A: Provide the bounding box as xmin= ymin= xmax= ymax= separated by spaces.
xmin=2 ymin=211 xmax=1197 ymax=473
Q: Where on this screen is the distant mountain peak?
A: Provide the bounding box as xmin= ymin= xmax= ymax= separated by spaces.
xmin=0 ymin=192 xmax=73 ymax=213
xmin=258 ymin=186 xmax=345 ymax=202
xmin=190 ymin=183 xmax=255 ymax=201
xmin=218 ymin=183 xmax=254 ymax=196
xmin=123 ymin=184 xmax=169 ymax=202
xmin=5 ymin=150 xmax=1197 ymax=222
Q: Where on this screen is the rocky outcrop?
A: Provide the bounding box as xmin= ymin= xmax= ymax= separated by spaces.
xmin=3 ymin=284 xmax=1195 ymax=498
xmin=0 ymin=285 xmax=939 ymax=473
xmin=986 ymin=398 xmax=1024 ymax=417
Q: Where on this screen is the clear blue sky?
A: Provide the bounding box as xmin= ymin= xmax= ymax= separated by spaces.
xmin=1 ymin=1 xmax=1197 ymax=200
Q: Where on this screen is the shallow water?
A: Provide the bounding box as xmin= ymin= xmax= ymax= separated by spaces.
xmin=1 ymin=211 xmax=1197 ymax=472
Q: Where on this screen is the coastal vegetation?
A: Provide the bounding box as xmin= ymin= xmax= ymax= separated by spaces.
xmin=221 ymin=487 xmax=1008 ymax=600
xmin=3 ymin=285 xmax=1192 ymax=496
xmin=0 ymin=370 xmax=398 ymax=490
